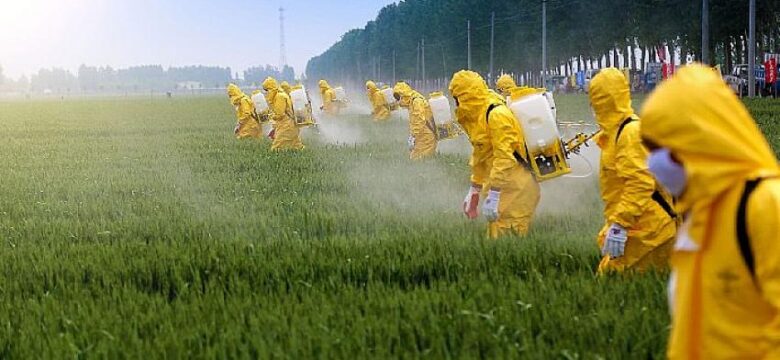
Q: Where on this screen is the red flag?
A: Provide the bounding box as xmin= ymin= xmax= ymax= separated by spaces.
xmin=766 ymin=59 xmax=777 ymax=84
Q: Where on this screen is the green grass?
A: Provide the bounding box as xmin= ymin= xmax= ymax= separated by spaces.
xmin=0 ymin=94 xmax=775 ymax=358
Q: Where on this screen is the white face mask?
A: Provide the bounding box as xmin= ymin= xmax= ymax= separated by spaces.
xmin=647 ymin=148 xmax=687 ymax=197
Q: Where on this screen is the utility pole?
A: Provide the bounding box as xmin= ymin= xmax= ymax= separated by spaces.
xmin=748 ymin=0 xmax=756 ymax=97
xmin=441 ymin=45 xmax=447 ymax=78
xmin=279 ymin=7 xmax=287 ymax=71
xmin=416 ymin=41 xmax=420 ymax=82
xmin=392 ymin=50 xmax=396 ymax=85
xmin=542 ymin=0 xmax=547 ymax=88
xmin=489 ymin=12 xmax=495 ymax=85
xmin=422 ymin=38 xmax=426 ymax=90
xmin=467 ymin=20 xmax=472 ymax=70
xmin=702 ymin=0 xmax=710 ymax=65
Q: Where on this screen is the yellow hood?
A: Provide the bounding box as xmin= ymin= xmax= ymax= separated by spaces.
xmin=262 ymin=77 xmax=279 ymax=104
xmin=319 ymin=79 xmax=330 ymax=90
xmin=393 ymin=82 xmax=422 ymax=108
xmin=449 ymin=70 xmax=503 ymax=128
xmin=641 ymin=64 xmax=780 ymax=213
xmin=366 ymin=80 xmax=378 ymax=93
xmin=227 ymin=83 xmax=244 ymax=105
xmin=496 ymin=74 xmax=516 ymax=96
xmin=589 ymin=68 xmax=634 ymax=132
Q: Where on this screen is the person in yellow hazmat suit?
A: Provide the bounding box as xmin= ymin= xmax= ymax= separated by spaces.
xmin=496 ymin=74 xmax=517 ymax=97
xmin=365 ymin=80 xmax=390 ymax=121
xmin=588 ymin=68 xmax=677 ymax=273
xmin=495 ymin=74 xmax=546 ymax=99
xmin=227 ymin=84 xmax=262 ymax=139
xmin=393 ymin=82 xmax=437 ymax=160
xmin=262 ymin=77 xmax=304 ymax=151
xmin=641 ymin=65 xmax=780 ymax=359
xmin=449 ymin=70 xmax=540 ymax=238
xmin=318 ymin=79 xmax=339 ymax=116
xmin=280 ymin=81 xmax=292 ymax=95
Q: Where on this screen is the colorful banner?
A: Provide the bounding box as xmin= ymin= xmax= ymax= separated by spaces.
xmin=661 ymin=63 xmax=674 ymax=80
xmin=576 ymin=71 xmax=585 ymax=87
xmin=765 ymin=58 xmax=777 ymax=84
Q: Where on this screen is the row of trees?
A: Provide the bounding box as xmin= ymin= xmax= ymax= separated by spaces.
xmin=305 ymin=0 xmax=780 ymax=85
xmin=244 ymin=65 xmax=296 ymax=85
xmin=0 ymin=64 xmax=297 ymax=94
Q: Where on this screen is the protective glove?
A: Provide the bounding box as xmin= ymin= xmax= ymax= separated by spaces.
xmin=462 ymin=184 xmax=481 ymax=219
xmin=601 ymin=223 xmax=628 ymax=258
xmin=482 ymin=189 xmax=500 ymax=222
xmin=234 ymin=123 xmax=240 ymax=135
xmin=267 ymin=129 xmax=276 ymax=140
xmin=407 ymin=135 xmax=415 ymax=151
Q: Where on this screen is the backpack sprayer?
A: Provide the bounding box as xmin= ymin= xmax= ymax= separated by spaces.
xmin=380 ymin=86 xmax=400 ymax=112
xmin=289 ymin=85 xmax=317 ymax=128
xmin=506 ymin=89 xmax=600 ymax=182
xmin=251 ymin=91 xmax=272 ymax=124
xmin=333 ymin=86 xmax=350 ymax=109
xmin=428 ymin=92 xmax=463 ymax=141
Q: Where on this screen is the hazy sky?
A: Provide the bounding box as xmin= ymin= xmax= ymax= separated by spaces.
xmin=0 ymin=0 xmax=396 ymax=79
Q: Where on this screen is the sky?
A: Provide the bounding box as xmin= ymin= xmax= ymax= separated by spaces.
xmin=0 ymin=0 xmax=396 ymax=79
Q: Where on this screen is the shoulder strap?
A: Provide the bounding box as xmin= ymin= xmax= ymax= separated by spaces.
xmin=615 ymin=117 xmax=637 ymax=144
xmin=485 ymin=103 xmax=500 ymax=123
xmin=651 ymin=190 xmax=678 ymax=220
xmin=737 ymin=178 xmax=763 ymax=280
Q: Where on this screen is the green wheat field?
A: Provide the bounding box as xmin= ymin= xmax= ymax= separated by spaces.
xmin=0 ymin=94 xmax=777 ymax=358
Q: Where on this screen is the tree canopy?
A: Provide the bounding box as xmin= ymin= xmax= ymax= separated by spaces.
xmin=306 ymin=0 xmax=780 ymax=85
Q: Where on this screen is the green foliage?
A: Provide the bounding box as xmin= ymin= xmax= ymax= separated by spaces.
xmin=305 ymin=0 xmax=779 ymax=82
xmin=0 ymin=95 xmax=775 ymax=357
xmin=746 ymin=97 xmax=780 ymax=157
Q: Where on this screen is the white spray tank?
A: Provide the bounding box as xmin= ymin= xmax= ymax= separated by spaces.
xmin=507 ymin=91 xmax=571 ymax=180
xmin=290 ymin=86 xmax=308 ymax=115
xmin=428 ymin=92 xmax=452 ymax=125
xmin=252 ymin=92 xmax=269 ymax=113
xmin=543 ymin=91 xmax=557 ymax=119
xmin=508 ymin=93 xmax=559 ymax=154
xmin=381 ymin=87 xmax=397 ymax=107
xmin=333 ymin=86 xmax=348 ymax=102
xmin=290 ymin=85 xmax=315 ymax=126
xmin=428 ymin=92 xmax=461 ymax=140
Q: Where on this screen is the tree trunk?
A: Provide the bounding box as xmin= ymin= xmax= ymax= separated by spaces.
xmin=726 ymin=39 xmax=733 ymax=73
xmin=614 ymin=47 xmax=619 ymax=68
xmin=625 ymin=45 xmax=631 ymax=69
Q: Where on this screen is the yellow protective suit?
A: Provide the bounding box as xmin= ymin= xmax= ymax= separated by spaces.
xmin=263 ymin=77 xmax=304 ymax=151
xmin=449 ymin=70 xmax=540 ymax=238
xmin=589 ymin=68 xmax=677 ymax=273
xmin=280 ymin=81 xmax=292 ymax=94
xmin=318 ymin=80 xmax=339 ymax=116
xmin=227 ymin=84 xmax=262 ymax=139
xmin=496 ymin=74 xmax=517 ymax=97
xmin=366 ymin=80 xmax=390 ymax=121
xmin=642 ymin=65 xmax=780 ymax=359
xmin=393 ymin=82 xmax=437 ymax=160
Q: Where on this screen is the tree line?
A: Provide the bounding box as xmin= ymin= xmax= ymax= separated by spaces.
xmin=0 ymin=64 xmax=296 ymax=94
xmin=305 ymin=0 xmax=780 ymax=85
